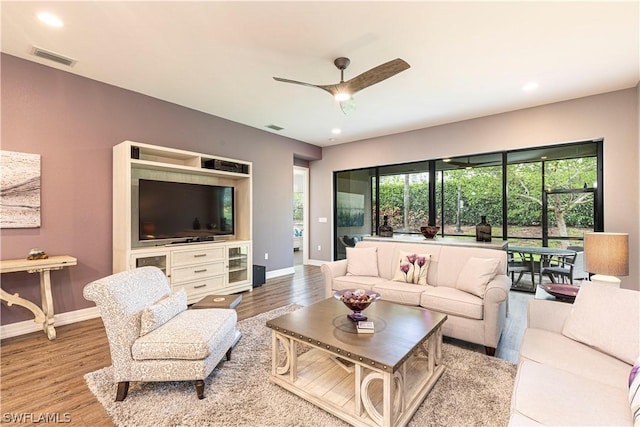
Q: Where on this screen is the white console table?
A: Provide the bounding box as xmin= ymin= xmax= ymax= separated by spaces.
xmin=0 ymin=255 xmax=77 ymax=340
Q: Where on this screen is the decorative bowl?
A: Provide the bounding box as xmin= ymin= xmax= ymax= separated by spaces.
xmin=540 ymin=284 xmax=580 ymax=302
xmin=420 ymin=225 xmax=440 ymax=239
xmin=334 ymin=289 xmax=380 ymax=322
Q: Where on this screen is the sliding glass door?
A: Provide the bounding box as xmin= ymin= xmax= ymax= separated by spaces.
xmin=333 ymin=139 xmax=603 ymax=260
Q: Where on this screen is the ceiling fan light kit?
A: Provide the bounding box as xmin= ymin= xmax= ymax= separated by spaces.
xmin=273 ymin=57 xmax=410 ymax=113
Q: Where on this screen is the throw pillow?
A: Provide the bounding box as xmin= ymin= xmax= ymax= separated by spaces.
xmin=455 ymin=257 xmax=500 ymax=297
xmin=562 ymin=281 xmax=640 ymax=365
xmin=392 ymin=251 xmax=431 ymax=285
xmin=139 ymin=288 xmax=187 ymax=336
xmin=630 ymin=356 xmax=640 ymax=427
xmin=346 ymin=247 xmax=379 ymax=277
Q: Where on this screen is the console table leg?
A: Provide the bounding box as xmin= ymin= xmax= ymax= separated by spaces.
xmin=39 ymin=269 xmax=57 ymax=340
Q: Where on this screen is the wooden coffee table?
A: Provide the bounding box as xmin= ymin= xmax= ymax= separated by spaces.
xmin=266 ymin=299 xmax=447 ymax=426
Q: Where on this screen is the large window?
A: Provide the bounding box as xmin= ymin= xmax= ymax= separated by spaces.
xmin=333 ymin=140 xmax=602 ymax=260
xmin=378 ymin=162 xmax=430 ymax=234
xmin=334 ymin=169 xmax=375 ymax=259
xmin=437 ymin=153 xmax=503 ymax=239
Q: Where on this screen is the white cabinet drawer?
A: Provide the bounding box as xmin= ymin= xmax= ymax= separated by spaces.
xmin=172 ymin=246 xmax=225 ymax=267
xmin=171 ymin=261 xmax=225 ymax=283
xmin=173 ymin=276 xmax=225 ymax=299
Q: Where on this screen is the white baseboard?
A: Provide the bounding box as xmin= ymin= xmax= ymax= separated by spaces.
xmin=1 ymin=306 xmax=100 ymax=340
xmin=2 ymin=262 xmax=330 ymax=338
xmin=266 ymin=267 xmax=295 ymax=279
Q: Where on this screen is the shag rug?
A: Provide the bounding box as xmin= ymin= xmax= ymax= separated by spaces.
xmin=85 ymin=305 xmax=516 ymax=426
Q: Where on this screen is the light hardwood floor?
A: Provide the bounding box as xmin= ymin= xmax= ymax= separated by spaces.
xmin=0 ymin=264 xmax=531 ymax=426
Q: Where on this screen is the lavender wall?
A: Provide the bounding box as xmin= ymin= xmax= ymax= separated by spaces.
xmin=310 ymin=87 xmax=640 ymax=290
xmin=0 ymin=54 xmax=321 ymax=325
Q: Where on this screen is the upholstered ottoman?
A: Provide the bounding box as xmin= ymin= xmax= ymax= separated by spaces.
xmin=131 ymin=308 xmax=239 ymax=379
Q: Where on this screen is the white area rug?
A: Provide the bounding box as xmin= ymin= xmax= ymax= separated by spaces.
xmin=85 ymin=304 xmax=516 ymax=426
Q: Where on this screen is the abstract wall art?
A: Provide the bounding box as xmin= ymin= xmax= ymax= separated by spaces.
xmin=337 ymin=192 xmax=365 ymax=227
xmin=1 ymin=150 xmax=41 ymax=228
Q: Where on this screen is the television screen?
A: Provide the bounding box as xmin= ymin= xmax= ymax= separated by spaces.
xmin=138 ymin=179 xmax=234 ymax=241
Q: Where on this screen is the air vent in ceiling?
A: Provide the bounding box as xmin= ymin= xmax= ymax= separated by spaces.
xmin=265 ymin=124 xmax=284 ymax=131
xmin=31 ymin=46 xmax=77 ymax=67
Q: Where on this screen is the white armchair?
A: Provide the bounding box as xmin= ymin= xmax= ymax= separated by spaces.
xmin=83 ymin=266 xmax=239 ymax=401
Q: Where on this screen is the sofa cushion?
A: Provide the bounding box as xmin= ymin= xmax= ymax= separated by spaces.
xmin=139 ymin=288 xmax=187 ymax=336
xmin=630 ymin=356 xmax=640 ymax=427
xmin=562 ymin=281 xmax=640 ymax=365
xmin=333 ymin=276 xmax=386 ymax=291
xmin=520 ymin=327 xmax=632 ymax=390
xmin=355 ymin=240 xmax=443 ymax=281
xmin=346 ymin=247 xmax=379 ymax=277
xmin=511 ymin=359 xmax=632 ymax=426
xmin=372 ymin=281 xmax=425 ymax=306
xmin=132 ymin=309 xmax=236 ymax=361
xmin=455 ymin=257 xmax=500 ymax=297
xmin=420 ymin=285 xmax=483 ymax=320
xmin=391 ymin=251 xmax=431 ymax=285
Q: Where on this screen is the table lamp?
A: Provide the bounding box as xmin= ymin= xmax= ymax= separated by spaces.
xmin=583 ymin=232 xmax=629 ymax=285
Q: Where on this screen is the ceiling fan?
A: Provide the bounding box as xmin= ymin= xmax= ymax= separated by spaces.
xmin=442 ymin=157 xmax=499 ymax=169
xmin=273 ymin=57 xmax=410 ymax=114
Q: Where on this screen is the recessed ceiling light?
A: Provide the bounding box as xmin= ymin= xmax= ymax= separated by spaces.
xmin=38 ymin=12 xmax=63 ymax=28
xmin=331 ymin=128 xmax=341 ymax=135
xmin=442 ymin=158 xmax=452 ymax=163
xmin=522 ymin=81 xmax=539 ymax=92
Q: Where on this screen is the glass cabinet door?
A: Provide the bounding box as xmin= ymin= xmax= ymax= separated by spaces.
xmin=227 ymin=244 xmax=248 ymax=284
xmin=131 ymin=252 xmax=169 ymax=276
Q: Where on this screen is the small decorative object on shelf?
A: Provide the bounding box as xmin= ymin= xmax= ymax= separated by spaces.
xmin=27 ymin=248 xmax=48 ymax=260
xmin=356 ymin=321 xmax=375 ymax=334
xmin=379 ymin=215 xmax=393 ymax=237
xmin=334 ymin=288 xmax=380 ymax=322
xmin=192 ymin=217 xmax=201 ymax=230
xmin=475 ymin=216 xmax=492 ymax=242
xmin=420 ymin=225 xmax=440 ymax=239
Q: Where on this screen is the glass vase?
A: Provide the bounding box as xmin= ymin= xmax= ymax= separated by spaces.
xmin=476 ymin=216 xmax=492 ymax=242
xmin=379 ymin=215 xmax=394 ymax=237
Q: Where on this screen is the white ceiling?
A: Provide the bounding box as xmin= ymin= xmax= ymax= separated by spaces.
xmin=2 ymin=1 xmax=638 ymax=147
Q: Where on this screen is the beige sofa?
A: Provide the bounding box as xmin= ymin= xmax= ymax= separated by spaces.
xmin=509 ymin=281 xmax=640 ymax=426
xmin=321 ymin=239 xmax=510 ymax=355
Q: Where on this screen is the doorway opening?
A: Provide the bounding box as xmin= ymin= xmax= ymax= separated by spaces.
xmin=293 ymin=166 xmax=309 ymax=266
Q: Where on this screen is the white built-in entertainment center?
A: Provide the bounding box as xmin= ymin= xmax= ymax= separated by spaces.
xmin=113 ymin=141 xmax=253 ymax=302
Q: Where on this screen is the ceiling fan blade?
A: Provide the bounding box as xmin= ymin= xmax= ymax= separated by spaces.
xmin=273 ymin=77 xmax=338 ymax=97
xmin=343 ymin=58 xmax=410 ymax=94
xmin=272 ymin=76 xmax=318 ymax=89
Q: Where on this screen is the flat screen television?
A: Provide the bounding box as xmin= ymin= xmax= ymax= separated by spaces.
xmin=138 ymin=179 xmax=234 ymax=243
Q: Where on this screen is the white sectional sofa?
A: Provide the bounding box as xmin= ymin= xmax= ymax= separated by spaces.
xmin=321 ymin=239 xmax=510 ymax=355
xmin=509 ymin=281 xmax=640 ymax=426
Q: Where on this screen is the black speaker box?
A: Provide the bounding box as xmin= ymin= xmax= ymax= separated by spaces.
xmin=253 ymin=265 xmax=266 ymax=288
xmin=203 ymin=159 xmax=249 ymax=174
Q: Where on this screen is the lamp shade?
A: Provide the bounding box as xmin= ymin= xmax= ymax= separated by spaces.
xmin=583 ymin=232 xmax=629 ymax=276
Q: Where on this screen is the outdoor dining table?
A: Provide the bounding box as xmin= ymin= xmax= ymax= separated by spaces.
xmin=507 ymin=245 xmax=576 ymax=286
